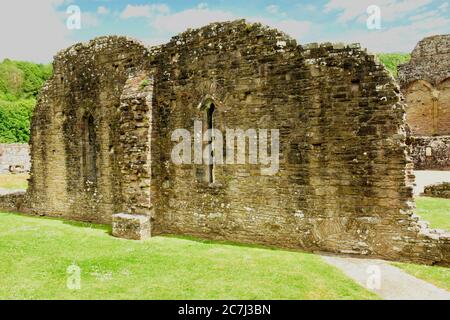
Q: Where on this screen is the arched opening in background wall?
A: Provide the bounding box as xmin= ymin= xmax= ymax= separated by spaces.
xmin=404 ymin=80 xmax=435 ymax=136
xmin=437 ymin=78 xmax=450 ymax=135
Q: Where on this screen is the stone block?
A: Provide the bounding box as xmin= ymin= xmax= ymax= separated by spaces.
xmin=112 ymin=213 xmax=151 ymax=240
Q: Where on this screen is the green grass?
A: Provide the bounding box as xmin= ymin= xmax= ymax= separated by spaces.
xmin=0 ymin=212 xmax=378 ymax=300
xmin=415 ymin=197 xmax=450 ymax=230
xmin=0 ymin=173 xmax=28 ymax=190
xmin=0 ymin=192 xmax=447 ymax=299
xmin=392 ymin=196 xmax=450 ymax=291
xmin=392 ymin=262 xmax=450 ymax=291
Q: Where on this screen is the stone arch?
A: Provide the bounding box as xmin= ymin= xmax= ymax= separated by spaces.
xmin=404 ymin=80 xmax=437 ymax=135
xmin=197 ymin=95 xmax=220 ymax=184
xmin=197 ymin=95 xmax=220 ymax=110
xmin=437 ymin=77 xmax=450 ymax=135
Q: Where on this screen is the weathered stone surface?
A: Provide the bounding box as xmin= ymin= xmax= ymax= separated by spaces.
xmin=112 ymin=213 xmax=151 ymax=240
xmin=399 ymin=35 xmax=450 ymax=170
xmin=398 ymin=35 xmax=450 ymax=136
xmin=399 ymin=35 xmax=450 ymax=87
xmin=0 ymin=144 xmax=30 ymax=174
xmin=423 ymin=183 xmax=450 ymax=199
xmin=25 ymin=36 xmax=152 ymax=223
xmin=0 ymin=21 xmax=448 ymax=266
xmin=408 ymin=136 xmax=450 ymax=170
xmin=0 ymin=191 xmax=26 ymax=212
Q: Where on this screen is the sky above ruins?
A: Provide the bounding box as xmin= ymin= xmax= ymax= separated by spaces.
xmin=0 ymin=0 xmax=449 ymax=62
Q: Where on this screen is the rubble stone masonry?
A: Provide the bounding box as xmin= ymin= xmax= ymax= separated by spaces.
xmin=1 ymin=21 xmax=448 ymax=266
xmin=423 ymin=183 xmax=450 ymax=199
xmin=408 ymin=136 xmax=450 ymax=170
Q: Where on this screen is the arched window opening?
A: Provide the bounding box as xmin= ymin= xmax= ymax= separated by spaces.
xmin=82 ymin=114 xmax=98 ymax=184
xmin=206 ymin=104 xmax=215 ymax=184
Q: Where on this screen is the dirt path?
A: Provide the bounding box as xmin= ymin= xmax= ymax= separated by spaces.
xmin=322 ymin=255 xmax=450 ymax=300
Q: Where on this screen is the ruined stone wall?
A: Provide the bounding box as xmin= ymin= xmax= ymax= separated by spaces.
xmin=408 ymin=136 xmax=450 ymax=170
xmin=26 ymin=36 xmax=153 ymax=223
xmin=398 ymin=35 xmax=450 ymax=136
xmin=1 ymin=21 xmax=448 ymax=265
xmin=423 ymin=182 xmax=450 ymax=199
xmin=149 ymin=21 xmax=448 ymax=265
xmin=0 ymin=191 xmax=26 ymax=212
xmin=0 ymin=144 xmax=30 ymax=174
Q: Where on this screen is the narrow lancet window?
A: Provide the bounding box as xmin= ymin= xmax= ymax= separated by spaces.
xmin=206 ymin=104 xmax=215 ymax=183
xmin=82 ymin=114 xmax=98 ymax=184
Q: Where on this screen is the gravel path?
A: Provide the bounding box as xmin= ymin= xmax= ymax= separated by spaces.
xmin=322 ymin=255 xmax=450 ymax=300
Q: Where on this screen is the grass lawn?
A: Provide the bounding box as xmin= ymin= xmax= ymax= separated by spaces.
xmin=0 ymin=174 xmax=448 ymax=299
xmin=392 ymin=262 xmax=450 ymax=291
xmin=415 ymin=197 xmax=450 ymax=231
xmin=0 ymin=173 xmax=28 ymax=190
xmin=0 ymin=212 xmax=378 ymax=300
xmin=392 ymin=197 xmax=450 ymax=291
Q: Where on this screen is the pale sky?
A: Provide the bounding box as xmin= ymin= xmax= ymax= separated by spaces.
xmin=0 ymin=0 xmax=449 ymax=63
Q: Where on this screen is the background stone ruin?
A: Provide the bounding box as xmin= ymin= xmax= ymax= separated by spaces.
xmin=0 ymin=143 xmax=30 ymax=174
xmin=399 ymin=35 xmax=450 ymax=170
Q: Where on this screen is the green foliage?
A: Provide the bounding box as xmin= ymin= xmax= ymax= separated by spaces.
xmin=0 ymin=59 xmax=52 ymax=143
xmin=0 ymin=99 xmax=35 ymax=143
xmin=415 ymin=196 xmax=450 ymax=231
xmin=0 ymin=59 xmax=52 ymax=101
xmin=376 ymin=53 xmax=411 ymax=78
xmin=140 ymin=79 xmax=150 ymax=90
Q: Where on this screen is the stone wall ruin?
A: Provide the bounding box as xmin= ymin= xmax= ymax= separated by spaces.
xmin=423 ymin=182 xmax=450 ymax=199
xmin=408 ymin=136 xmax=450 ymax=170
xmin=398 ymin=35 xmax=450 ymax=171
xmin=399 ymin=34 xmax=450 ymax=137
xmin=1 ymin=21 xmax=449 ymax=266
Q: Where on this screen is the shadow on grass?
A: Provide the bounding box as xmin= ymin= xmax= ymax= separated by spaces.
xmin=63 ymin=220 xmax=112 ymax=233
xmin=160 ymin=233 xmax=312 ymax=255
xmin=1 ymin=211 xmax=311 ymax=254
xmin=0 ymin=211 xmax=112 ymax=234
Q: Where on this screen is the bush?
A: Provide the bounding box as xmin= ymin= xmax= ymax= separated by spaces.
xmin=0 ymin=99 xmax=35 ymax=143
xmin=0 ymin=59 xmax=52 ymax=143
xmin=0 ymin=59 xmax=52 ymax=101
xmin=376 ymin=53 xmax=411 ymax=78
